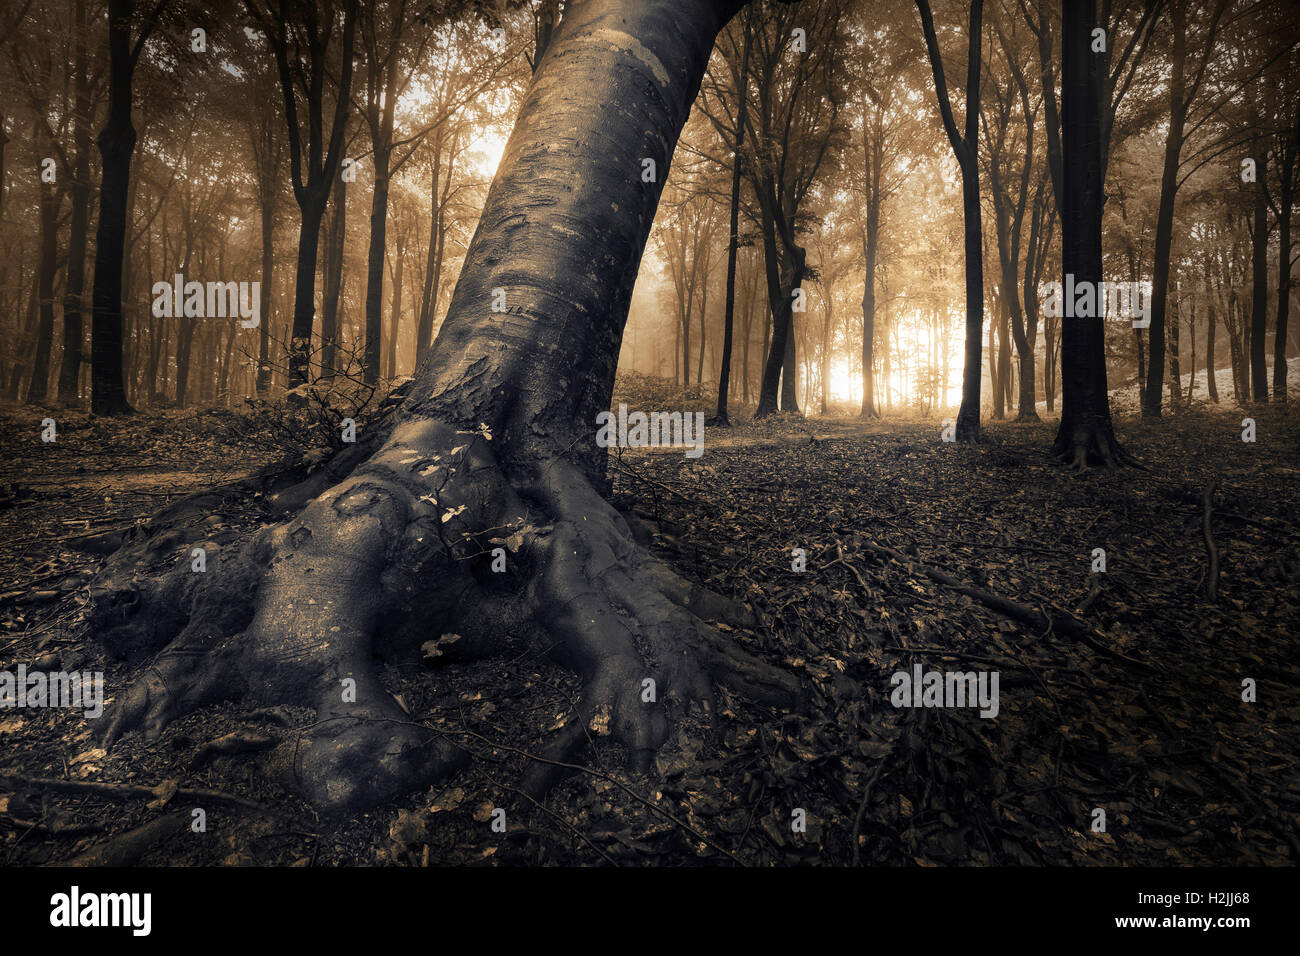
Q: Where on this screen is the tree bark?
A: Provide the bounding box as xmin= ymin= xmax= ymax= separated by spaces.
xmin=321 ymin=172 xmax=348 ymax=380
xmin=1207 ymin=302 xmax=1218 ymax=402
xmin=57 ymin=0 xmax=93 ymax=405
xmin=89 ymin=0 xmax=143 ymax=416
xmin=1250 ymin=140 xmax=1270 ymax=402
xmin=27 ymin=120 xmax=58 ymax=406
xmin=386 ymin=230 xmax=404 ymax=379
xmin=916 ymin=0 xmax=983 ymax=440
xmin=1143 ymin=0 xmax=1187 ymax=419
xmin=94 ymin=0 xmax=801 ymax=815
xmin=713 ymin=25 xmax=748 ymax=426
xmin=1052 ymin=0 xmax=1127 ymax=466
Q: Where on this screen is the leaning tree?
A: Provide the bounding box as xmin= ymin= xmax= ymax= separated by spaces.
xmin=91 ymin=0 xmax=804 ymax=814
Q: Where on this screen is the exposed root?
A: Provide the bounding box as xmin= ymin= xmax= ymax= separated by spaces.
xmin=1051 ymin=418 xmax=1145 ymax=470
xmin=90 ymin=419 xmax=805 ymax=815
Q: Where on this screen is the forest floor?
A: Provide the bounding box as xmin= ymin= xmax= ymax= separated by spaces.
xmin=1 ymin=376 xmax=1297 ymax=866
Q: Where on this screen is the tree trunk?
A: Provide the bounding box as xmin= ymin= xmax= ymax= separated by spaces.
xmin=1207 ymin=303 xmax=1219 ymax=402
xmin=288 ymin=203 xmax=326 ymax=390
xmin=416 ymin=128 xmax=446 ymax=362
xmin=90 ymin=0 xmax=140 ymax=416
xmin=754 ymin=191 xmax=806 ymax=417
xmin=387 ymin=234 xmax=404 ymax=379
xmin=363 ymin=149 xmax=391 ymax=386
xmin=1143 ymin=0 xmax=1186 ymax=420
xmin=954 ymin=157 xmax=983 ymax=438
xmin=1250 ymin=141 xmax=1270 ymax=402
xmin=1168 ymin=298 xmax=1182 ymax=409
xmin=92 ymin=0 xmax=801 ymax=815
xmin=713 ymin=32 xmax=748 ymax=426
xmin=257 ymin=184 xmax=274 ymax=395
xmin=860 ymin=184 xmax=880 ymax=417
xmin=27 ymin=122 xmax=58 ymax=406
xmin=780 ymin=309 xmax=799 ymax=413
xmin=58 ymin=0 xmax=93 ymax=405
xmin=1052 ymin=0 xmax=1127 ymax=466
xmin=321 ymin=172 xmax=348 ymax=380
xmin=1275 ymin=166 xmax=1292 ymax=402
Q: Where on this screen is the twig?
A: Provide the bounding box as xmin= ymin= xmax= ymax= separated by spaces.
xmin=850 ymin=755 xmax=889 ymax=867
xmin=1202 ymin=476 xmax=1220 ymax=603
xmin=432 ymin=725 xmax=747 ymax=865
xmin=0 ymin=774 xmax=275 ymax=815
xmin=842 ymin=537 xmax=1157 ymax=671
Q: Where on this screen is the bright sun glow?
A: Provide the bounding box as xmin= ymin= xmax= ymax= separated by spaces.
xmin=470 ymin=130 xmax=508 ymax=179
xmin=822 ymin=312 xmax=967 ymax=410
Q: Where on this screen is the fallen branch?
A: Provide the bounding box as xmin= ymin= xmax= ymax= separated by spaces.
xmin=0 ymin=774 xmax=274 ymax=815
xmin=1202 ymin=477 xmax=1220 ymax=604
xmin=839 ymin=537 xmax=1156 ymax=671
xmin=58 ymin=811 xmax=190 ymax=866
xmin=429 ymin=723 xmax=746 ymax=865
xmin=850 ymin=736 xmax=896 ymax=867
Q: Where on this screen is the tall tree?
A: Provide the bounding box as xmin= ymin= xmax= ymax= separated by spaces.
xmin=89 ymin=0 xmax=169 ymax=415
xmin=982 ymin=13 xmax=1040 ymax=421
xmin=1267 ymin=63 xmax=1299 ymax=401
xmin=916 ymin=0 xmax=984 ymax=440
xmin=58 ymin=0 xmax=99 ymax=404
xmin=1140 ymin=0 xmax=1228 ymax=417
xmin=245 ymin=0 xmax=359 ymax=394
xmin=1248 ymin=99 xmax=1269 ymax=401
xmin=749 ymin=0 xmax=844 ymax=418
xmin=702 ymin=13 xmax=751 ymax=426
xmin=97 ymin=0 xmax=802 ymax=814
xmin=1052 ymin=0 xmax=1128 ymax=465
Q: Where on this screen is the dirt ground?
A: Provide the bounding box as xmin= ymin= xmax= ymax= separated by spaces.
xmin=2 ymin=381 xmax=1297 ymax=866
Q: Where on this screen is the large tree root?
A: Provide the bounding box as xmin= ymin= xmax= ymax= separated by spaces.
xmin=1051 ymin=417 xmax=1145 ymax=470
xmin=90 ymin=418 xmax=803 ymax=815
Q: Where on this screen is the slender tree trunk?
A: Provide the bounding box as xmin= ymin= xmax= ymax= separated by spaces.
xmin=1053 ymin=0 xmax=1126 ymax=466
xmin=780 ymin=312 xmax=800 ymax=413
xmin=1143 ymin=0 xmax=1187 ymax=420
xmin=754 ymin=195 xmax=806 ymax=417
xmin=1249 ymin=140 xmax=1270 ymax=402
xmin=416 ymin=129 xmax=444 ymax=362
xmin=1169 ymin=297 xmax=1182 ymax=409
xmin=696 ymin=263 xmax=708 ymax=388
xmin=320 ymin=172 xmax=348 ymax=379
xmin=387 ymin=235 xmax=404 ymax=379
xmin=89 ymin=0 xmax=141 ymax=415
xmin=954 ymin=158 xmax=983 ymax=437
xmin=257 ymin=187 xmax=274 ymax=395
xmin=1274 ymin=171 xmax=1292 ymax=402
xmin=713 ymin=28 xmax=748 ymax=426
xmin=363 ymin=145 xmax=392 ymax=385
xmin=860 ymin=183 xmax=880 ymax=417
xmin=27 ymin=122 xmax=58 ymax=405
xmin=1207 ymin=302 xmax=1219 ymax=402
xmin=58 ymin=0 xmax=92 ymax=404
xmin=1135 ymin=326 xmax=1146 ymax=407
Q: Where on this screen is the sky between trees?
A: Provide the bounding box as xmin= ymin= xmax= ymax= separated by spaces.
xmin=1 ymin=0 xmax=1295 ymax=431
